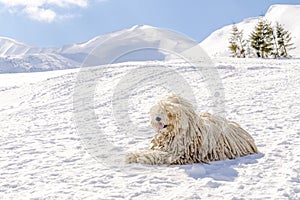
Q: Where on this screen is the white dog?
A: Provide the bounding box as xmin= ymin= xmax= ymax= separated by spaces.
xmin=126 ymin=94 xmax=258 ymax=165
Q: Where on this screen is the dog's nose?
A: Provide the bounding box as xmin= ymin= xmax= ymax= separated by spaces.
xmin=155 ymin=117 xmax=161 ymax=122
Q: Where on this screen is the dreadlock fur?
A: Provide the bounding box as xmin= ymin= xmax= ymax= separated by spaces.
xmin=126 ymin=94 xmax=258 ymax=165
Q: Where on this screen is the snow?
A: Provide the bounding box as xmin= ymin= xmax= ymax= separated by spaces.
xmin=0 ymin=58 xmax=299 ymax=199
xmin=71 ymin=24 xmax=196 ymax=65
xmin=0 ymin=54 xmax=79 ymax=73
xmin=0 ymin=37 xmax=48 ymax=57
xmin=1 ymin=4 xmax=300 ymax=199
xmin=200 ymin=4 xmax=300 ymax=58
xmin=0 ymin=25 xmax=196 ymax=73
xmin=1 ymin=4 xmax=299 ymax=73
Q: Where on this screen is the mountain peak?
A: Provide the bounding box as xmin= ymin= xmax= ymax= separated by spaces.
xmin=266 ymin=4 xmax=300 ymax=14
xmin=129 ymin=25 xmax=157 ymax=30
xmin=0 ymin=36 xmax=30 ymax=47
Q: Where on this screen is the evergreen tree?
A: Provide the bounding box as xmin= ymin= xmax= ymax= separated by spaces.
xmin=275 ymin=22 xmax=295 ymax=58
xmin=229 ymin=24 xmax=246 ymax=58
xmin=262 ymin=21 xmax=274 ymax=58
xmin=250 ymin=20 xmax=274 ymax=58
xmin=250 ymin=20 xmax=264 ymax=58
xmin=245 ymin=39 xmax=254 ymax=58
xmin=229 ymin=24 xmax=239 ymax=57
xmin=271 ymin=29 xmax=279 ymax=58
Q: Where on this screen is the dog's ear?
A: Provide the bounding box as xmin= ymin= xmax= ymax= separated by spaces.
xmin=159 ymin=100 xmax=176 ymax=115
xmin=160 ymin=100 xmax=189 ymax=130
xmin=158 ymin=101 xmax=176 ymax=121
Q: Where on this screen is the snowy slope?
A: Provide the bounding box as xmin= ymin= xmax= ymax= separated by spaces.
xmin=0 ymin=37 xmax=43 ymax=57
xmin=0 ymin=37 xmax=78 ymax=73
xmin=0 ymin=58 xmax=299 ymax=199
xmin=59 ymin=25 xmax=197 ymax=67
xmin=200 ymin=4 xmax=300 ymax=58
xmin=0 ymin=54 xmax=80 ymax=73
xmin=0 ymin=25 xmax=196 ymax=73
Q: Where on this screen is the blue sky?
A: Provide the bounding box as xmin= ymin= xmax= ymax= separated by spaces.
xmin=0 ymin=0 xmax=299 ymax=47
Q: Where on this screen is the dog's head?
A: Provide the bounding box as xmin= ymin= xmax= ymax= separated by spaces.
xmin=150 ymin=94 xmax=196 ymax=133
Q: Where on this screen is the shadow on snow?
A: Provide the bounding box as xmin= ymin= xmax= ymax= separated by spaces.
xmin=178 ymin=153 xmax=264 ymax=181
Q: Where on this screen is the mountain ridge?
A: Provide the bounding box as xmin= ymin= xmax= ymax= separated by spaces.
xmin=0 ymin=25 xmax=197 ymax=73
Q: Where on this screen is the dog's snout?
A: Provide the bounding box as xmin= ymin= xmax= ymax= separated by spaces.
xmin=155 ymin=117 xmax=161 ymax=122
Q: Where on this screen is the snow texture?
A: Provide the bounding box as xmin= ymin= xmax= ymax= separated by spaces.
xmin=0 ymin=58 xmax=299 ymax=199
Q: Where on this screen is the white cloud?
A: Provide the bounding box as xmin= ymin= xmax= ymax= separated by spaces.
xmin=0 ymin=0 xmax=91 ymax=22
xmin=24 ymin=6 xmax=57 ymax=23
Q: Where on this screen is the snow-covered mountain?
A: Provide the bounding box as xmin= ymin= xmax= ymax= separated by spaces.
xmin=58 ymin=25 xmax=196 ymax=64
xmin=0 ymin=25 xmax=196 ymax=73
xmin=0 ymin=37 xmax=44 ymax=57
xmin=0 ymin=54 xmax=79 ymax=73
xmin=200 ymin=4 xmax=300 ymax=58
xmin=1 ymin=4 xmax=299 ymax=73
xmin=0 ymin=37 xmax=79 ymax=73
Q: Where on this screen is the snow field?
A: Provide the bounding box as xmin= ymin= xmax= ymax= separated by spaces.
xmin=0 ymin=58 xmax=299 ymax=199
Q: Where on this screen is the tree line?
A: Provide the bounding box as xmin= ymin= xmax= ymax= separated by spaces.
xmin=229 ymin=19 xmax=295 ymax=58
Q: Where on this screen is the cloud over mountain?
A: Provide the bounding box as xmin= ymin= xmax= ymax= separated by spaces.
xmin=0 ymin=0 xmax=90 ymax=22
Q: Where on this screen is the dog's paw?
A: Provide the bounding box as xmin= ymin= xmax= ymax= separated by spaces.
xmin=126 ymin=152 xmax=139 ymax=163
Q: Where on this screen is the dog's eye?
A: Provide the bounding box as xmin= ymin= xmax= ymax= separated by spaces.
xmin=167 ymin=113 xmax=172 ymax=118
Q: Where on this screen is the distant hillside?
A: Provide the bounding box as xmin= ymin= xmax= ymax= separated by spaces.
xmin=0 ymin=25 xmax=196 ymax=73
xmin=200 ymin=4 xmax=300 ymax=58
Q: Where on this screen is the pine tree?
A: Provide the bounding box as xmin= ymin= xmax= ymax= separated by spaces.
xmin=250 ymin=20 xmax=264 ymax=58
xmin=238 ymin=30 xmax=246 ymax=58
xmin=262 ymin=21 xmax=274 ymax=58
xmin=271 ymin=27 xmax=279 ymax=58
xmin=275 ymin=22 xmax=295 ymax=58
xmin=228 ymin=24 xmax=246 ymax=58
xmin=250 ymin=20 xmax=274 ymax=58
xmin=229 ymin=24 xmax=239 ymax=58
